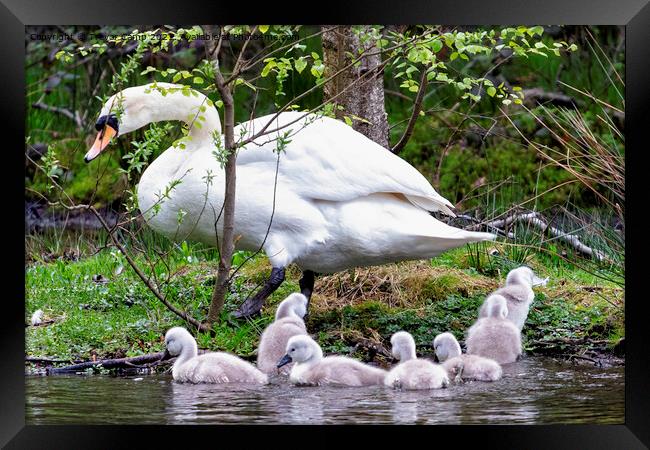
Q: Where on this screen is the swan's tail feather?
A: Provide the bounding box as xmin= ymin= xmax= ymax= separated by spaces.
xmin=406 ymin=194 xmax=457 ymax=217
xmin=412 ymin=229 xmax=496 ymax=258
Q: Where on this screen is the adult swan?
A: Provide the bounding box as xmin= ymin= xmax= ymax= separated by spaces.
xmin=85 ymin=83 xmax=494 ymax=318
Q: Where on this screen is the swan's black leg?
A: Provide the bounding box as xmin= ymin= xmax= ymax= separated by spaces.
xmin=299 ymin=270 xmax=317 ymax=315
xmin=299 ymin=270 xmax=315 ymax=300
xmin=232 ymin=267 xmax=285 ymax=319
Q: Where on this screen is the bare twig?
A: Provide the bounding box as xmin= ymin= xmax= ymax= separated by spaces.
xmin=391 ymin=65 xmax=430 ymax=154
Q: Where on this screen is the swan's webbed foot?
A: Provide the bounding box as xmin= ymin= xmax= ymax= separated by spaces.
xmin=232 ymin=267 xmax=285 ymax=319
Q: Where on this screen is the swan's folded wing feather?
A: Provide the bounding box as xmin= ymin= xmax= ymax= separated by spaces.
xmin=235 ymin=112 xmax=456 ymax=215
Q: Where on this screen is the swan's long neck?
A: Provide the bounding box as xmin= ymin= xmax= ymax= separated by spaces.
xmin=138 ymin=87 xmax=222 ymax=148
xmin=133 ymin=85 xmax=224 ymax=220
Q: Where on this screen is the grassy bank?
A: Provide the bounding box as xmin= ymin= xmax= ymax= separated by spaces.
xmin=25 ymin=234 xmax=624 ymax=371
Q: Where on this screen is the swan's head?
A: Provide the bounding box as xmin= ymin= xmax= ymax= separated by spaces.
xmin=277 ymin=335 xmax=321 ymax=367
xmin=163 ymin=326 xmax=197 ymax=359
xmin=506 ymin=266 xmax=548 ymax=288
xmin=390 ymin=331 xmax=417 ymax=362
xmin=275 ymin=293 xmax=308 ymax=321
xmin=433 ymin=332 xmax=462 ymax=362
xmin=84 ymin=82 xmax=219 ymax=163
xmin=485 ymin=294 xmax=509 ymax=319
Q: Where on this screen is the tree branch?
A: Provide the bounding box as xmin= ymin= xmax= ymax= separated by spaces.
xmin=391 ymin=65 xmax=429 ymax=154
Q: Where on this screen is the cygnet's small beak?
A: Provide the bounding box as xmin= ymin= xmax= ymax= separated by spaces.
xmin=277 ymin=354 xmax=292 ymax=368
xmin=159 ymin=349 xmax=172 ymax=361
xmin=85 ymin=124 xmax=117 ymax=163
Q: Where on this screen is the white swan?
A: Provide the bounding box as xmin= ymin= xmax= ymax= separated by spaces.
xmin=384 ymin=331 xmax=449 ymax=390
xmin=277 ymin=335 xmax=386 ymax=386
xmin=257 ymin=293 xmax=308 ymax=375
xmin=466 ymin=295 xmax=522 ymax=364
xmin=433 ymin=332 xmax=502 ymax=382
xmin=85 ymin=82 xmax=494 ymax=317
xmin=163 ymin=326 xmax=268 ymax=384
xmin=479 ymin=266 xmax=548 ymax=330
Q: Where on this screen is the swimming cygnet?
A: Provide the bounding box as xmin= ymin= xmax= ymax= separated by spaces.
xmin=385 ymin=331 xmax=449 ymax=390
xmin=163 ymin=327 xmax=268 ymax=384
xmin=479 ymin=266 xmax=548 ymax=330
xmin=467 ymin=295 xmax=522 ymax=364
xmin=277 ymin=335 xmax=386 ymax=387
xmin=433 ymin=332 xmax=502 ymax=382
xmin=257 ymin=293 xmax=308 ymax=375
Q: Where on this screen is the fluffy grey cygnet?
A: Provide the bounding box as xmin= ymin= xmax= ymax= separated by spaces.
xmin=164 ymin=327 xmax=268 ymax=384
xmin=433 ymin=332 xmax=502 ymax=382
xmin=479 ymin=266 xmax=548 ymax=330
xmin=278 ymin=335 xmax=386 ymax=387
xmin=385 ymin=331 xmax=449 ymax=390
xmin=467 ymin=295 xmax=522 ymax=364
xmin=257 ymin=293 xmax=309 ymax=375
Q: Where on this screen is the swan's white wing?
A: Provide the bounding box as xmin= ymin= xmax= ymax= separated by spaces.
xmin=235 ymin=112 xmax=456 ymax=216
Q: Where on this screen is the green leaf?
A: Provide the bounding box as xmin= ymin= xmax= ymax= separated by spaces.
xmin=261 ymin=60 xmax=277 ymax=77
xmin=294 ymin=57 xmax=307 ymax=74
xmin=140 ymin=66 xmax=157 ymax=76
xmin=259 ymin=25 xmax=269 ymax=34
xmin=193 ymin=76 xmax=204 ymax=84
xmin=431 ymin=39 xmax=443 ymax=53
xmin=450 ymin=52 xmax=459 ymax=61
xmin=487 ymin=86 xmax=496 ymax=97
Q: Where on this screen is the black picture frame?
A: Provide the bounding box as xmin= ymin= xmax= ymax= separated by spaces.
xmin=5 ymin=0 xmax=649 ymax=447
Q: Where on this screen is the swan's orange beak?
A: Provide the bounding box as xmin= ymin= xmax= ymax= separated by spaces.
xmin=84 ymin=124 xmax=117 ymax=163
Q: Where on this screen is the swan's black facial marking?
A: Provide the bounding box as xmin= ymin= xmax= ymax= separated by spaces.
xmin=95 ymin=113 xmax=119 ymax=133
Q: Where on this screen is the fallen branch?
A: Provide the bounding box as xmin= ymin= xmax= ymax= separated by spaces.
xmin=26 ymin=356 xmax=84 ymax=364
xmin=42 ymin=349 xmax=251 ymax=374
xmin=522 ymin=88 xmax=577 ymax=109
xmin=467 ymin=211 xmax=608 ymax=261
xmin=25 ymin=320 xmax=56 ymax=328
xmin=32 ymin=101 xmax=83 ymax=128
xmin=455 ymin=214 xmax=515 ymax=239
xmin=46 ymin=351 xmax=170 ymax=374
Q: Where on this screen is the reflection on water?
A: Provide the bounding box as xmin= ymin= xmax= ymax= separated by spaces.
xmin=26 ymin=357 xmax=624 ymax=425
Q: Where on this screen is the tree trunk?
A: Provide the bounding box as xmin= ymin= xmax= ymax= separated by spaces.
xmin=206 ymin=57 xmax=237 ymax=327
xmin=321 ymin=26 xmax=389 ymax=148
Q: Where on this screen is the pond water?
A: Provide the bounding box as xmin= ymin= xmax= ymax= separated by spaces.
xmin=25 ymin=357 xmax=624 ymax=425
